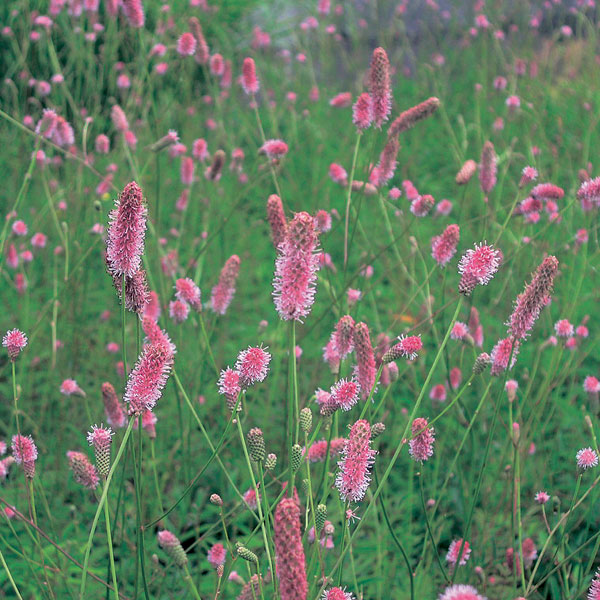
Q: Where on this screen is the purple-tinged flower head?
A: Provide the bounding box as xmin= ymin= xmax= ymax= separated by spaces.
xmin=52 ymin=116 xmax=74 ymax=147
xmin=95 ymin=134 xmax=110 ymax=154
xmin=577 ymin=447 xmax=598 ymax=470
xmin=450 ymin=367 xmax=462 ymax=390
xmin=169 ymin=299 xmax=190 ymax=323
xmin=235 ymin=346 xmax=271 ymax=387
xmin=3 ymin=329 xmax=27 ymax=361
xmin=455 ymin=159 xmax=477 ymax=185
xmin=323 ymin=337 xmax=340 ymax=373
xmin=210 ymin=53 xmax=224 ymax=76
xmin=507 ymin=256 xmax=558 ymax=340
xmin=111 ymin=104 xmax=129 ymax=132
xmin=330 ymin=92 xmax=353 ymax=108
xmin=336 ymin=419 xmax=376 ymax=502
xmin=531 ymin=183 xmax=564 ymax=201
xmin=218 ymin=367 xmax=241 ymax=412
xmin=333 ymin=315 xmax=355 ymax=359
xmin=451 ymin=322 xmax=469 ymax=340
xmin=577 ymin=177 xmax=600 ymax=211
xmin=124 ymin=341 xmax=175 ymax=415
xmin=383 ymin=334 xmax=423 ymax=362
xmin=87 ymin=424 xmax=113 ymax=478
xmin=372 ymin=136 xmax=399 ymax=187
xmin=438 ymin=584 xmax=486 ymax=600
xmin=207 ymin=543 xmax=227 ymax=568
xmin=259 ymin=139 xmax=288 ymax=160
xmin=322 ymin=588 xmax=354 ymax=600
xmin=369 ymin=48 xmax=391 ymax=128
xmin=535 ymin=490 xmax=550 ymax=504
xmin=554 ymin=319 xmax=574 ymax=338
xmin=458 ymin=243 xmax=500 ymax=295
xmin=177 ymin=32 xmax=196 ymax=56
xmin=243 ymin=487 xmax=259 ymax=510
xmin=446 ymin=539 xmax=471 ymax=566
xmin=329 ymin=163 xmax=348 ymax=186
xmin=192 ymin=138 xmax=208 ymax=161
xmin=352 ymin=93 xmax=373 ymax=131
xmin=106 ymin=182 xmax=147 ymax=278
xmin=241 ymin=57 xmax=259 ymax=94
xmin=584 ymin=376 xmax=600 ymax=394
xmin=589 ymin=569 xmax=600 ymax=600
xmin=490 ymin=337 xmax=519 ymax=376
xmin=519 ymin=166 xmax=538 ymax=187
xmin=410 ymin=194 xmax=435 ymax=217
xmin=273 ymin=212 xmax=320 ymax=321
xmin=431 ymin=224 xmax=460 ymax=267
xmin=141 ymin=318 xmax=176 ymax=355
xmin=211 ymin=255 xmax=240 ymax=315
xmin=189 ymin=17 xmax=209 ymax=64
xmin=12 ymin=434 xmax=38 ymax=478
xmin=274 ymin=495 xmax=308 ymax=600
xmin=353 ymin=322 xmax=376 ymax=400
xmin=388 ymin=97 xmax=440 ymax=137
xmin=157 ymin=530 xmax=188 ymax=567
xmin=175 ymin=278 xmax=201 ymax=311
xmin=107 ymin=266 xmax=149 ymax=314
xmin=35 ymin=108 xmax=58 ymax=138
xmin=101 ymin=382 xmax=126 ymax=428
xmin=67 ymin=450 xmax=99 ymax=490
xmin=121 ymin=0 xmax=144 ymax=27
xmin=314 ymin=209 xmax=332 ymax=233
xmin=180 ymin=156 xmax=195 ymax=185
xmin=430 ymin=384 xmax=447 ymax=402
xmin=330 ymin=378 xmax=360 ymax=412
xmin=267 ymin=194 xmax=287 ymax=250
xmin=61 ymin=379 xmax=85 ymax=396
xmin=409 ymin=417 xmax=435 ymax=462
xmin=479 ymin=141 xmax=497 ymax=194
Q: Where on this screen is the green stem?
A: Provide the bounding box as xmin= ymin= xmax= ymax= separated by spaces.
xmin=103 ymin=485 xmax=119 ymax=600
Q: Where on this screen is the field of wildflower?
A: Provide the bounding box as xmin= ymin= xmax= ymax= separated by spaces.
xmin=1 ymin=0 xmax=600 ymax=599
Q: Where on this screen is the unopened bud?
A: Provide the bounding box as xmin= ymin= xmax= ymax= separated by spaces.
xmin=247 ymin=428 xmax=265 ymax=462
xmin=300 ymin=407 xmax=312 ymax=433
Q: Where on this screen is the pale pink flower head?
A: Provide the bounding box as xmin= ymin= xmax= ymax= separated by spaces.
xmin=177 ymin=32 xmax=196 ymax=56
xmin=35 ymin=108 xmax=58 ymax=138
xmin=333 ymin=315 xmax=355 ymax=359
xmin=490 ymin=337 xmax=519 ymax=376
xmin=409 ymin=417 xmax=435 ymax=462
xmin=577 ymin=177 xmax=600 ymax=210
xmin=554 ymin=319 xmax=574 ymax=338
xmin=450 ymin=367 xmax=462 ymax=390
xmin=438 ymin=584 xmax=486 ymax=600
xmin=353 ymin=322 xmax=376 ymax=400
xmin=352 ymin=92 xmax=373 ymax=131
xmin=218 ymin=367 xmax=241 ymax=412
xmin=12 ymin=434 xmax=38 ymax=478
xmin=535 ymin=490 xmax=550 ymax=504
xmin=106 ymin=182 xmax=147 ymax=278
xmin=207 ymin=542 xmax=227 ymax=568
xmin=169 ymin=299 xmax=189 ymax=323
xmin=3 ymin=329 xmax=27 ymax=361
xmin=243 ymin=487 xmax=259 ymax=510
xmin=431 ymin=224 xmax=460 ymax=267
xmin=410 ymin=194 xmax=434 ymax=217
xmin=584 ymin=376 xmax=600 ymax=394
xmin=314 ymin=209 xmax=332 ymax=233
xmin=241 ymin=57 xmax=259 ymax=95
xmin=235 ymin=346 xmax=271 ymax=387
xmin=430 ymin=383 xmax=447 ymax=402
xmin=577 ymin=447 xmax=598 ymax=470
xmin=479 ymin=141 xmax=497 ymax=194
xmin=369 ymin=47 xmax=391 ymax=127
xmin=347 ymin=288 xmax=362 ymax=305
xmin=384 ymin=334 xmax=423 ymax=362
xmin=211 ymin=255 xmax=240 ymax=315
xmin=322 ymin=588 xmax=354 ymax=600
xmin=451 ymin=321 xmax=469 ymax=340
xmin=61 ymin=378 xmax=84 ymax=396
xmin=193 ymin=138 xmax=209 ymax=161
xmin=330 ymin=92 xmax=353 ymax=108
xmin=67 ymin=450 xmax=99 ymax=490
xmin=111 ymin=104 xmax=129 ymax=132
xmin=519 ymin=166 xmax=538 ymax=187
xmin=588 ymin=569 xmax=600 ymax=600
xmin=576 ymin=324 xmax=589 ymax=338
xmin=175 ymin=278 xmax=201 ymax=311
xmin=121 ymin=0 xmax=145 ymax=28
xmin=336 ymin=419 xmax=376 ymax=502
xmin=95 ymin=134 xmax=110 ymax=154
xmin=330 ymin=378 xmax=360 ymax=412
xmin=329 ymin=163 xmax=348 ymax=186
xmin=87 ymin=424 xmax=113 ymax=477
xmin=446 ymin=539 xmax=471 ymax=566
xmin=12 ymin=220 xmax=27 ymax=236
xmin=31 ymin=232 xmax=47 ymax=248
xmin=102 ymin=382 xmax=126 ymax=428
xmin=259 ymin=139 xmax=288 ymax=160
xmin=458 ymin=243 xmax=500 ymax=295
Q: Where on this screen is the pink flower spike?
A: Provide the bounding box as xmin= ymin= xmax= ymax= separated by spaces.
xmin=369 ymin=47 xmax=392 ymax=128
xmin=169 ymin=299 xmax=190 ymax=323
xmin=211 ymin=255 xmax=241 ymax=315
xmin=458 ymin=242 xmax=500 ymax=295
xmin=67 ymin=450 xmax=99 ymax=490
xmin=576 ymin=447 xmax=598 ymax=470
xmin=438 ymin=584 xmax=486 ymax=600
xmin=3 ymin=329 xmax=27 ymax=361
xmin=235 ymin=346 xmax=271 ymax=387
xmin=431 ymin=224 xmax=460 ymax=267
xmin=207 ymin=543 xmax=227 ymax=568
xmin=353 ymin=322 xmax=376 ymax=400
xmin=330 ymin=378 xmax=360 ymax=412
xmin=259 ymin=139 xmax=288 ymax=160
xmin=177 ymin=32 xmax=196 ymax=56
xmin=241 ymin=57 xmax=259 ymax=95
xmin=218 ymin=367 xmax=241 ymax=412
xmin=446 ymin=539 xmax=471 ymax=566
xmin=175 ymin=278 xmax=201 ymax=311
xmin=333 ymin=315 xmax=355 ymax=359
xmin=409 ymin=418 xmax=435 ymax=462
xmin=12 ymin=434 xmax=38 ymax=478
xmin=490 ymin=337 xmax=519 ymax=376
xmin=535 ymin=491 xmax=550 ymax=504
xmin=554 ymin=319 xmax=574 ymax=338
xmin=352 ymin=93 xmax=373 ymax=131
xmin=61 ymin=379 xmax=85 ymax=396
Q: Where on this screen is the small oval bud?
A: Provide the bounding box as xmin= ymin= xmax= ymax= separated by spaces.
xmin=299 ymin=407 xmax=312 ymax=433
xmin=315 ymin=504 xmax=327 ymax=533
xmin=247 ymin=428 xmax=265 ymax=462
xmin=473 ymin=352 xmax=491 ymax=374
xmin=264 ymin=453 xmax=277 ymax=470
xmin=210 ymin=493 xmax=223 ymax=506
xmin=371 ymin=422 xmax=386 ymax=439
xmin=291 ymin=444 xmax=303 ymax=473
xmin=236 ymin=545 xmax=258 ymax=564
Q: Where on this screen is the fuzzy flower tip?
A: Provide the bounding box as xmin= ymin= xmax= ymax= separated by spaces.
xmin=388 ymin=97 xmax=440 ymax=137
xmin=458 ymin=243 xmax=500 ymax=295
xmin=369 ymin=47 xmax=391 ymax=128
xmin=12 ymin=434 xmax=38 ymax=478
xmin=330 ymin=378 xmax=360 ymax=412
xmin=333 ymin=315 xmax=355 ymax=359
xmin=87 ymin=424 xmax=113 ymax=477
xmin=102 ymin=382 xmax=127 ymax=428
xmin=175 ymin=278 xmax=201 ymax=311
xmin=588 ymin=568 xmax=600 ymax=600
xmin=353 ymin=322 xmax=377 ymax=400
xmin=490 ymin=337 xmax=519 ymax=376
xmin=106 ymin=181 xmax=147 ymax=277
xmin=211 ymin=255 xmax=240 ymax=315
xmin=352 ymin=93 xmax=372 ymax=131
xmin=479 ymin=141 xmax=497 ymax=194
xmin=207 ymin=543 xmax=227 ymax=568
xmin=409 ymin=417 xmax=435 ymax=462
xmin=431 ymin=224 xmax=460 ymax=267
xmin=3 ymin=329 xmax=27 ymax=361
xmin=157 ymin=530 xmax=188 ymax=567
xmin=218 ymin=367 xmax=241 ymax=412
xmin=273 ymin=212 xmax=320 ymax=321
xmin=446 ymin=539 xmax=471 ymax=566
xmin=235 ymin=346 xmax=271 ymax=387
xmin=336 ymin=419 xmax=376 ymax=502
xmin=267 ymin=194 xmax=287 ymax=250
xmin=322 ymin=588 xmax=354 ymax=600
xmin=241 ymin=57 xmax=259 ymax=94
xmin=67 ymin=450 xmax=99 ymax=490
xmin=577 ymin=447 xmax=599 ymax=470
xmin=259 ymin=139 xmax=288 ymax=160
xmin=383 ymin=334 xmax=423 ymax=362
xmin=438 ymin=584 xmax=487 ymax=600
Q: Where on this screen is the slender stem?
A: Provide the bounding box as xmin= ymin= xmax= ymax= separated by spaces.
xmin=132 ymin=416 xmax=150 ymax=600
xmin=0 ymin=547 xmax=24 ymax=599
xmin=183 ymin=564 xmax=202 ymax=600
xmin=103 ymin=485 xmax=119 ymax=600
xmin=343 ymin=133 xmax=362 ymax=271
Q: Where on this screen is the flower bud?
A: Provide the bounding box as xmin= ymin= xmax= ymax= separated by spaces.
xmin=210 ymin=493 xmax=223 ymax=506
xmin=247 ymin=428 xmax=265 ymax=462
xmin=300 ymin=407 xmax=312 ymax=434
xmin=291 ymin=444 xmax=303 ymax=473
xmin=265 ymin=453 xmax=277 ymax=470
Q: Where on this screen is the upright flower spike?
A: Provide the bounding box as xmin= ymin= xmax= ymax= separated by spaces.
xmin=218 ymin=367 xmax=241 ymax=412
xmin=382 ymin=334 xmax=423 ymax=362
xmin=369 ymin=47 xmax=391 ymax=128
xmin=106 ymin=181 xmax=147 ymax=278
xmin=267 ymin=194 xmax=287 ymax=250
xmin=329 ymin=378 xmax=360 ymax=412
xmin=438 ymin=584 xmax=486 ymax=600
xmin=408 ymin=417 xmax=435 ymax=462
xmin=189 ymin=17 xmax=209 ymax=64
xmin=479 ymin=141 xmax=497 ymax=194
xmin=241 ymin=57 xmax=259 ymax=95
xmin=353 ymin=322 xmax=376 ymax=400
xmin=121 ymin=0 xmax=145 ymax=27
xmin=455 ymin=159 xmax=477 ymax=185
xmin=12 ymin=434 xmax=38 ymax=479
xmin=3 ymin=329 xmax=27 ymax=361
xmin=87 ymin=425 xmax=113 ymax=478
xmin=387 ymin=97 xmax=440 ymax=137
xmin=446 ymin=539 xmax=471 ymax=566
xmin=274 ymin=496 xmax=308 ymax=600
xmin=67 ymin=451 xmax=99 ymax=490
xmin=333 ymin=315 xmax=355 ymax=359
xmin=431 ymin=224 xmax=460 ymax=267
xmin=101 ymin=382 xmax=126 ymax=428
xmin=235 ymin=346 xmax=271 ymax=387
xmin=458 ymin=243 xmax=501 ymax=296
xmin=490 ymin=337 xmax=519 ymax=376
xmin=352 ymin=93 xmax=373 ymax=131
xmin=175 ymin=278 xmax=202 ymax=311
xmin=157 ymin=530 xmax=188 ymax=567
xmin=336 ymin=419 xmax=376 ymax=502
xmin=507 ymin=256 xmax=558 ymax=340
xmin=372 ymin=136 xmax=399 ymax=187
xmin=207 ymin=543 xmax=227 ymax=568
xmin=211 ymin=255 xmax=241 ymax=315
xmin=273 ymin=212 xmax=320 ymax=321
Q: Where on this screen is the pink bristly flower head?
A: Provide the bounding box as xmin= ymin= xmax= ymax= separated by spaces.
xmin=383 ymin=334 xmax=423 ymax=362
xmin=458 ymin=242 xmax=500 ymax=295
xmin=577 ymin=176 xmax=600 ymax=211
xmin=157 ymin=530 xmax=188 ymax=567
xmin=169 ymin=299 xmax=190 ymax=323
xmin=369 ymin=47 xmax=392 ymax=128
xmin=410 ymin=194 xmax=434 ymax=217
xmin=507 ymin=256 xmax=558 ymax=340
xmin=243 ymin=487 xmax=259 ymax=510
xmin=241 ymin=57 xmax=259 ymax=94
xmin=87 ymin=424 xmax=113 ymax=478
xmin=490 ymin=337 xmax=519 ymax=376
xmin=180 ymin=156 xmax=195 ymax=185
xmin=175 ymin=278 xmax=201 ymax=311
xmin=121 ymin=0 xmax=144 ymax=27
xmin=584 ymin=376 xmax=600 ymax=394
xmin=235 ymin=346 xmax=271 ymax=387
xmin=329 ymin=163 xmax=348 ymax=186
xmin=259 ymin=139 xmax=288 ymax=160
xmin=330 ymin=378 xmax=360 ymax=412
xmin=267 ymin=194 xmax=287 ymax=250
xmin=322 ymin=588 xmax=355 ymax=600
xmin=388 ymin=97 xmax=440 ymax=137
xmin=67 ymin=450 xmax=99 ymax=490
xmin=61 ymin=379 xmax=84 ymax=396
xmin=307 ymin=438 xmax=346 ymax=462
xmin=446 ymin=539 xmax=471 ymax=566
xmin=451 ymin=321 xmax=469 ymax=340
xmin=330 ymin=92 xmax=353 ymax=108
xmin=140 ymin=409 xmax=157 ymax=438
xmin=12 ymin=434 xmax=38 ymax=478
xmin=274 ymin=495 xmax=308 ymax=600
xmin=449 ymin=367 xmax=462 ymax=390
xmin=438 ymin=584 xmax=486 ymax=600
xmin=211 ymin=255 xmax=241 ymax=315
xmin=430 ymin=383 xmax=447 ymax=402
xmin=177 ymin=32 xmax=196 ymax=56
xmin=352 ymin=92 xmax=373 ymax=131
xmin=189 ymin=17 xmax=209 ymax=64
xmin=102 ymin=382 xmax=126 ymax=428
xmin=124 ymin=341 xmax=175 ymax=415
xmin=409 ymin=417 xmax=435 ymax=462
xmin=353 ymin=322 xmax=376 ymax=400
xmin=519 ymin=166 xmax=538 ymax=187
xmin=273 ymin=212 xmax=320 ymax=321
xmin=218 ymin=367 xmax=241 ymax=412
xmin=431 ymin=224 xmax=460 ymax=267
xmin=111 ymin=104 xmax=129 ymax=132
xmin=3 ymin=329 xmax=27 ymax=361
xmin=106 ymin=181 xmax=147 ymax=277
xmin=372 ymin=137 xmax=399 ymax=187
xmin=333 ymin=315 xmax=355 ymax=359
xmin=535 ymin=490 xmax=550 ymax=504
xmin=589 ymin=569 xmax=600 ymax=600
xmin=554 ymin=319 xmax=574 ymax=338
xmin=576 ymin=447 xmax=598 ymax=470
xmin=531 ymin=183 xmax=564 ymax=200
xmin=336 ymin=419 xmax=376 ymax=502
xmin=479 ymin=141 xmax=497 ymax=194
xmin=207 ymin=543 xmax=227 ymax=568
xmin=314 ymin=209 xmax=332 ymax=233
